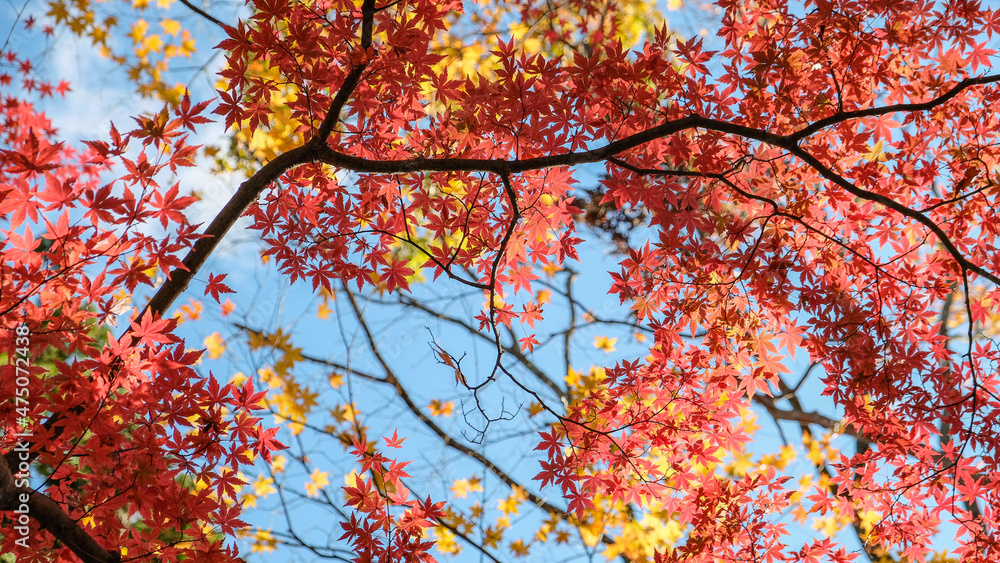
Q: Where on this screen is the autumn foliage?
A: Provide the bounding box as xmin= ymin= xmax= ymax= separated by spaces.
xmin=4 ymin=0 xmax=1000 ymax=562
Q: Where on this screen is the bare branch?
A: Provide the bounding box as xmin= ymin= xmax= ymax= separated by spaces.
xmin=178 ymin=0 xmax=226 ymax=29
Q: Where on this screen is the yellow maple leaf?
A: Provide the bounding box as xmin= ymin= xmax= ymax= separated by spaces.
xmin=161 ymin=18 xmax=180 ymax=36
xmin=526 ymin=402 xmax=544 ymax=417
xmin=305 ymin=468 xmax=329 ymax=498
xmin=231 ymin=372 xmax=248 ymax=388
xmin=724 ymin=451 xmax=755 ymax=477
xmin=760 ymin=444 xmax=797 ymax=470
xmin=509 ymin=539 xmax=530 ymax=557
xmin=433 ymin=526 xmax=461 ymax=554
xmin=258 ymin=366 xmax=280 ymax=388
xmin=812 ymin=515 xmax=843 ymax=538
xmin=47 ymin=1 xmax=71 ymax=24
xmin=253 ymin=475 xmax=276 ymax=496
xmin=469 ymin=503 xmax=484 ymax=519
xmin=594 ymin=335 xmax=617 ymax=353
xmin=498 ymin=495 xmax=519 ymax=515
xmin=565 ymin=368 xmax=582 ymax=388
xmin=498 ymin=485 xmax=526 ymax=515
xmin=483 ymin=524 xmax=504 ymax=548
xmin=342 ymin=403 xmax=359 ymax=423
xmin=177 ymin=298 xmax=203 ymax=323
xmin=451 ymin=476 xmax=484 ymax=499
xmin=857 ymin=509 xmax=882 ymax=537
xmin=271 ymin=455 xmax=287 ymax=474
xmin=250 ymin=530 xmax=277 ymax=553
xmin=428 ymin=399 xmax=454 ymax=416
xmin=331 ymin=403 xmax=359 ymax=423
xmin=317 ymin=300 xmax=332 ymax=319
xmin=344 ymin=470 xmax=362 ymax=487
xmin=329 ymin=373 xmax=344 ymax=389
xmin=863 ymin=140 xmax=889 ymax=162
xmin=203 ymin=332 xmax=225 ymax=359
xmin=129 ymin=19 xmax=148 ymax=44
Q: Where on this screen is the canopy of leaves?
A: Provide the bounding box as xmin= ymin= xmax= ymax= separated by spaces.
xmin=4 ymin=0 xmax=1000 ymax=562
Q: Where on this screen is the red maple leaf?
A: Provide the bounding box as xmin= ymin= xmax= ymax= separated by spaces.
xmin=380 ymin=260 xmax=414 ymax=293
xmin=205 ymin=272 xmax=235 ymax=303
xmin=129 ymin=312 xmax=178 ymax=347
xmin=251 ymin=425 xmax=287 ymax=464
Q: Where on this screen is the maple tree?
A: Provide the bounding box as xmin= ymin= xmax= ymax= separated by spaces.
xmin=4 ymin=0 xmax=1000 ymax=561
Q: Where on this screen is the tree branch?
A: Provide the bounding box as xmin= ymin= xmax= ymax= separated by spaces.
xmin=310 ymin=105 xmax=998 ymax=284
xmin=787 ymin=73 xmax=1000 ymax=142
xmin=0 ymin=455 xmax=120 ymax=563
xmin=314 ymin=0 xmax=375 ymax=141
xmin=178 ymin=0 xmax=226 ymax=29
